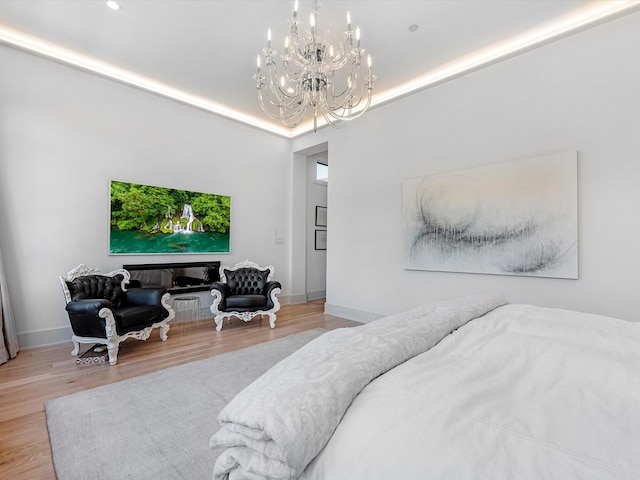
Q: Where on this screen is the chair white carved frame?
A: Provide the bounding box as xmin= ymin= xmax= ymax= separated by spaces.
xmin=59 ymin=264 xmax=175 ymax=365
xmin=210 ymin=259 xmax=282 ymax=332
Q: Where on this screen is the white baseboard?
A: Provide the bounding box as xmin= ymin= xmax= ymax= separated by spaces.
xmin=18 ymin=325 xmax=73 ymax=349
xmin=282 ymin=293 xmax=308 ymax=305
xmin=305 ymin=290 xmax=326 ymax=301
xmin=324 ymin=303 xmax=378 ymax=324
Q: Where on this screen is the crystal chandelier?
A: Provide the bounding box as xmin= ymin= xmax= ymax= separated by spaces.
xmin=253 ymin=0 xmax=376 ymax=131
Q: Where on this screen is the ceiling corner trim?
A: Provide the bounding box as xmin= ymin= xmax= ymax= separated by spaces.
xmin=281 ymin=0 xmax=640 ymax=139
xmin=367 ymin=0 xmax=640 ymax=111
xmin=1 ymin=0 xmax=638 ymax=141
xmin=0 ymin=23 xmax=294 ymax=139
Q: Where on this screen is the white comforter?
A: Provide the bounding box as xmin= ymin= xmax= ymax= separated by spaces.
xmin=210 ymin=295 xmax=506 ymax=480
xmin=299 ymin=304 xmax=640 ymax=480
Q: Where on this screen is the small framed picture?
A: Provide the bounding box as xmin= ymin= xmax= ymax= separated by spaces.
xmin=315 ymin=206 xmax=327 ymax=227
xmin=315 ymin=230 xmax=327 ymax=250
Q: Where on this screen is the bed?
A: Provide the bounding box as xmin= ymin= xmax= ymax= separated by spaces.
xmin=209 ymin=295 xmax=640 ymax=480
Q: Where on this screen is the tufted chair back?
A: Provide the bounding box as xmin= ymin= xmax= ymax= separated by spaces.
xmin=225 ymin=268 xmax=270 ymax=295
xmin=66 ymin=274 xmax=126 ymax=307
xmin=210 ymin=260 xmax=281 ymax=331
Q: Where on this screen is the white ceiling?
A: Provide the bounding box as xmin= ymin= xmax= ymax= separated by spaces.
xmin=0 ymin=1 xmax=638 ymax=137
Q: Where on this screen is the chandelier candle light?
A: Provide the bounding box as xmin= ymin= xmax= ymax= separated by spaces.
xmin=253 ymin=0 xmax=376 ymax=131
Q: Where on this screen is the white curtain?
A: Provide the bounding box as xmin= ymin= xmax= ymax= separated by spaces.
xmin=0 ymin=246 xmax=19 ymax=365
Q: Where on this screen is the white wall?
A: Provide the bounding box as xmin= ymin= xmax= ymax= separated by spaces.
xmin=2 ymin=10 xmax=639 ymax=350
xmin=0 ymin=46 xmax=290 ymax=347
xmin=312 ymin=11 xmax=640 ymax=322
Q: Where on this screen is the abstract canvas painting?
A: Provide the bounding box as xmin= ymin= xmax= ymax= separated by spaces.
xmin=402 ymin=151 xmax=578 ymax=278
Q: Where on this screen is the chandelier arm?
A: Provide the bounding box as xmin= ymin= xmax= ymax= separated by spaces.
xmin=280 ymin=100 xmax=311 ymax=128
xmin=326 ymin=66 xmax=362 ymax=104
xmin=327 ymin=85 xmax=353 ymax=103
xmin=258 ymin=88 xmax=295 ymax=116
xmin=258 ymin=90 xmax=310 ymax=127
xmin=282 ymin=91 xmax=313 ymax=121
xmin=325 ymin=81 xmax=369 ymax=114
xmin=257 ymin=91 xmax=289 ymax=120
xmin=264 ymin=92 xmax=301 ymax=110
xmin=289 ymin=51 xmax=311 ymax=69
xmin=301 ymin=81 xmax=369 ymax=123
xmin=327 ymin=53 xmax=363 ymax=99
xmin=327 ymin=86 xmax=364 ymax=110
xmin=325 ymin=88 xmax=358 ymax=110
xmin=324 ymin=87 xmax=373 ymax=122
xmin=261 ymin=84 xmax=305 ymax=112
xmin=322 ymin=111 xmax=342 ymax=128
xmin=288 ymin=30 xmax=313 ymax=67
xmin=263 ymin=63 xmax=306 ymax=107
xmin=265 ymin=80 xmax=301 ymax=108
xmin=264 ymin=64 xmax=285 ymax=101
xmin=328 ymin=40 xmax=349 ymax=66
xmin=328 ymin=48 xmax=355 ymax=71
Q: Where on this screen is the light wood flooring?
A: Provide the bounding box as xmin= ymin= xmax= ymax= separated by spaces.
xmin=0 ymin=300 xmax=359 ymax=480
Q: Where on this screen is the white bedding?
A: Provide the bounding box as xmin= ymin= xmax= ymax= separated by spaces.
xmin=210 ymin=295 xmax=505 ymax=480
xmin=299 ymin=304 xmax=640 ymax=480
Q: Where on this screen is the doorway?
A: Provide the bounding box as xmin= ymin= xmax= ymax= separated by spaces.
xmin=305 ymin=151 xmax=328 ymax=300
xmin=291 ymin=142 xmax=328 ymax=304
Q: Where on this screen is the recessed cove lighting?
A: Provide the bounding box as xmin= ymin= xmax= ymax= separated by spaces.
xmin=0 ymin=0 xmax=638 ymax=138
xmin=106 ymin=1 xmax=121 ymax=11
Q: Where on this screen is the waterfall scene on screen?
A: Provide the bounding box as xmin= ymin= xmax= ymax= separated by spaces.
xmin=109 ymin=180 xmax=231 ymax=254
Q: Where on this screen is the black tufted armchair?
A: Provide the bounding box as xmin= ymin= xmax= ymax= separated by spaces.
xmin=210 ymin=260 xmax=282 ymax=331
xmin=60 ymin=264 xmax=175 ymax=365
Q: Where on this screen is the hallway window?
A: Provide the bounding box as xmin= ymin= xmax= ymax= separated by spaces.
xmin=316 ymin=162 xmax=328 ymax=184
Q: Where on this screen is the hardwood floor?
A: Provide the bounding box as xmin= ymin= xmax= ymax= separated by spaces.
xmin=0 ymin=300 xmax=359 ymax=480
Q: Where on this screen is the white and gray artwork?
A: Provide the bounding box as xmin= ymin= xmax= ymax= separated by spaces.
xmin=403 ymin=151 xmax=578 ymax=279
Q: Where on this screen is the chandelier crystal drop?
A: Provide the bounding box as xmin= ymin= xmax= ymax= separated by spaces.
xmin=253 ymin=0 xmax=376 ymax=131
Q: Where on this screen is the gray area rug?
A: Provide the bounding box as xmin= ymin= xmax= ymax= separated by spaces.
xmin=45 ymin=328 xmax=328 ymax=480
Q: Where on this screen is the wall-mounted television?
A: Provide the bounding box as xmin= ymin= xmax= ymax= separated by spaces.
xmin=109 ymin=180 xmax=231 ymax=255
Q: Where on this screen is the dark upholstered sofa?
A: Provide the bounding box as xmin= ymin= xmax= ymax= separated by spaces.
xmin=60 ymin=264 xmax=175 ymax=365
